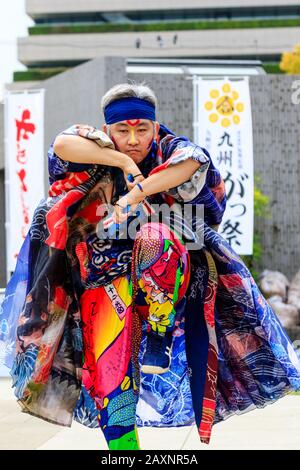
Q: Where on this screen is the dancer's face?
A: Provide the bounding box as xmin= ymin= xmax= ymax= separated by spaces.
xmin=102 ymin=119 xmax=160 ymax=164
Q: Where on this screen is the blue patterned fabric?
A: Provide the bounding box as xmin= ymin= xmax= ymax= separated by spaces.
xmin=1 ymin=122 xmax=300 ymax=443
xmin=73 ymin=224 xmax=300 ymax=430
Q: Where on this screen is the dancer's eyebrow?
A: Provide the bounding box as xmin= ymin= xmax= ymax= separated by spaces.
xmin=137 ymin=121 xmax=150 ymax=127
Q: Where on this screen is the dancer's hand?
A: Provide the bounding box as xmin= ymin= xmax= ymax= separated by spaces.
xmin=113 ymin=191 xmax=145 ymax=224
xmin=74 ymin=124 xmax=96 ymax=137
xmin=121 ymin=159 xmax=145 ymax=191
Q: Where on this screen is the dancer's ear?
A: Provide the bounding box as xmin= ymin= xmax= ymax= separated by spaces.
xmin=154 ymin=121 xmax=160 ymax=140
xmin=102 ymin=124 xmax=111 ymax=137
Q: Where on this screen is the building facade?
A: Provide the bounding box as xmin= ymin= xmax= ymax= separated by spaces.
xmin=15 ymin=0 xmax=300 ymax=79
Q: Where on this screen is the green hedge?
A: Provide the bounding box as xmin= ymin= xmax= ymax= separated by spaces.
xmin=28 ymin=18 xmax=300 ymax=35
xmin=13 ymin=67 xmax=69 ymax=81
xmin=262 ymin=62 xmax=283 ymax=74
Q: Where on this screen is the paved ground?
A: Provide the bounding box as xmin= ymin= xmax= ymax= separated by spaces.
xmin=0 ymin=378 xmax=299 ymax=450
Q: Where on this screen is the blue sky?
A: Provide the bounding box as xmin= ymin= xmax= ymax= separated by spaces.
xmin=0 ymin=0 xmax=33 ymax=101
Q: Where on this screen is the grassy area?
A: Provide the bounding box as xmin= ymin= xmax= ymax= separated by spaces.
xmin=13 ymin=67 xmax=69 ymax=81
xmin=28 ymin=18 xmax=300 ymax=35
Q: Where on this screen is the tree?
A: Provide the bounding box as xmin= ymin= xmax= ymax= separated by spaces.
xmin=280 ymin=44 xmax=300 ymax=74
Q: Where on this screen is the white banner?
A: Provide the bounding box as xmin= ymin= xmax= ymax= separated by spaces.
xmin=4 ymin=90 xmax=45 ymax=277
xmin=193 ymin=77 xmax=253 ymax=254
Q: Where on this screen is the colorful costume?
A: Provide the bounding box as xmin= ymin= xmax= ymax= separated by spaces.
xmin=1 ymin=123 xmax=300 ymax=450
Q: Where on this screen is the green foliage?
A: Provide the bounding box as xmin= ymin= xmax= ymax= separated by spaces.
xmin=241 ymin=175 xmax=270 ymax=281
xmin=262 ymin=62 xmax=283 ymax=74
xmin=253 ymin=177 xmax=270 ymax=218
xmin=13 ymin=67 xmax=69 ymax=82
xmin=28 ymin=18 xmax=300 ymax=36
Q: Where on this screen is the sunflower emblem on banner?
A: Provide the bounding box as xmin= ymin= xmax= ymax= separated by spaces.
xmin=204 ymin=83 xmax=245 ymax=127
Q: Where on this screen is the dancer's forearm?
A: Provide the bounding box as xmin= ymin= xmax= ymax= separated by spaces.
xmin=127 ymin=159 xmax=201 ymax=204
xmin=53 ymin=134 xmax=131 ymax=169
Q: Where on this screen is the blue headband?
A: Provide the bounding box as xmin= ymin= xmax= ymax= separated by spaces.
xmin=104 ymin=97 xmax=156 ymax=124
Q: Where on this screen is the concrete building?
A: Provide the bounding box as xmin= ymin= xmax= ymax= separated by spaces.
xmin=15 ymin=0 xmax=300 ymax=77
xmin=25 ymin=0 xmax=300 ymax=22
